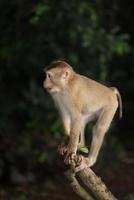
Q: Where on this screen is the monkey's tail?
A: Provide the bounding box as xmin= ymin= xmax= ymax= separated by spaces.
xmin=110 ymin=87 xmax=122 ymax=119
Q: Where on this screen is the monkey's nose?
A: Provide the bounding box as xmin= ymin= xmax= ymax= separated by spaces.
xmin=45 ymin=85 xmax=52 ymax=91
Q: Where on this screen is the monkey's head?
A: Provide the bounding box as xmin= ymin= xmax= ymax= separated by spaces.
xmin=43 ymin=61 xmax=73 ymax=93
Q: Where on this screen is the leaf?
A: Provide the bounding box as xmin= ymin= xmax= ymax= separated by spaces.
xmin=79 ymin=147 xmax=89 ymax=154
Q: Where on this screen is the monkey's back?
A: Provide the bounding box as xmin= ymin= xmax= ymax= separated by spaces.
xmin=74 ymin=74 xmax=118 ymax=113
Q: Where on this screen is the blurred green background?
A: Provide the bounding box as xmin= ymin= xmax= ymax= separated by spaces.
xmin=0 ymin=0 xmax=134 ymax=200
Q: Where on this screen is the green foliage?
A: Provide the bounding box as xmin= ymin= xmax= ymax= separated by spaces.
xmin=125 ymin=194 xmax=134 ymax=200
xmin=30 ymin=3 xmax=50 ymax=24
xmin=37 ymin=151 xmax=48 ymax=163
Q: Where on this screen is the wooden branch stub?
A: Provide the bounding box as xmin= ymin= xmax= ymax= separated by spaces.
xmin=77 ymin=167 xmax=118 ymax=200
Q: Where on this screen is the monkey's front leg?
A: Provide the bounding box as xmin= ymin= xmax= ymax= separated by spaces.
xmin=64 ymin=121 xmax=81 ymax=165
xmin=58 ymin=115 xmax=71 ymax=156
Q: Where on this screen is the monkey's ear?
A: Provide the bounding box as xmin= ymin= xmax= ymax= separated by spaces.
xmin=63 ymin=68 xmax=70 ymax=79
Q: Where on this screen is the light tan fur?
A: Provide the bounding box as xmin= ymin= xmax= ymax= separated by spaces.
xmin=43 ymin=61 xmax=122 ymax=172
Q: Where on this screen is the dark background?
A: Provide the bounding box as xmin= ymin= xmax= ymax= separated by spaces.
xmin=0 ymin=0 xmax=134 ymax=200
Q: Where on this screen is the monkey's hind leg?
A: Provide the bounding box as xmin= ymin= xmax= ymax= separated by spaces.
xmin=75 ymin=102 xmax=118 ymax=172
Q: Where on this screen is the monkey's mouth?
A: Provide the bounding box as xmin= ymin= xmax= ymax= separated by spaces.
xmin=46 ymin=88 xmax=53 ymax=93
xmin=47 ymin=88 xmax=58 ymax=94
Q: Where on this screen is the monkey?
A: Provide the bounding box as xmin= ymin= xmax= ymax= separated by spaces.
xmin=43 ymin=61 xmax=122 ymax=172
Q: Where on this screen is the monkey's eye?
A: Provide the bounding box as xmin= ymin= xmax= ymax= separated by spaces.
xmin=47 ymin=74 xmax=51 ymax=78
xmin=47 ymin=73 xmax=52 ymax=79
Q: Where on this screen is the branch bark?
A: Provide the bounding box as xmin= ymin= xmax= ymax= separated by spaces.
xmin=65 ymin=169 xmax=94 ymax=200
xmin=63 ymin=157 xmax=118 ymax=200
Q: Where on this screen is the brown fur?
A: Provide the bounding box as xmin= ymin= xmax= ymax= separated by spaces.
xmin=45 ymin=60 xmax=72 ymax=71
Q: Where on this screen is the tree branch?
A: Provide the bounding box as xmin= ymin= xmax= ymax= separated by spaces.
xmin=63 ymin=156 xmax=118 ymax=200
xmin=77 ymin=167 xmax=118 ymax=200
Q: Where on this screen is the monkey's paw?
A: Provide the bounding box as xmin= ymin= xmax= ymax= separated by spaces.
xmin=75 ymin=156 xmax=95 ymax=173
xmin=64 ymin=150 xmax=77 ymax=165
xmin=57 ymin=143 xmax=68 ymax=155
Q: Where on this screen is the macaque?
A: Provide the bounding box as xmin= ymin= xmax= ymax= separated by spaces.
xmin=43 ymin=61 xmax=122 ymax=172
